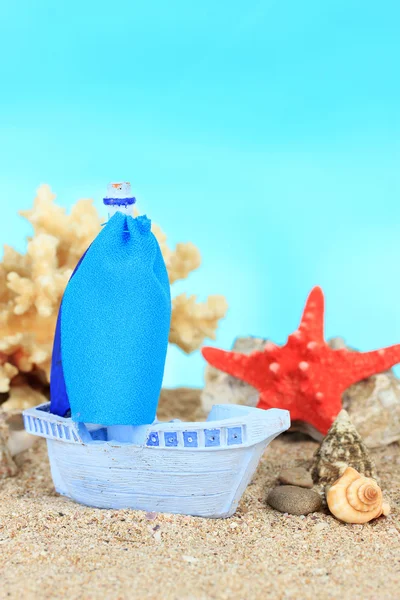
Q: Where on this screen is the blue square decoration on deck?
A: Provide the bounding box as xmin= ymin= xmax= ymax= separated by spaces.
xmin=147 ymin=432 xmax=159 ymax=446
xmin=164 ymin=432 xmax=178 ymax=447
xmin=227 ymin=427 xmax=242 ymax=445
xmin=183 ymin=431 xmax=198 ymax=447
xmin=204 ymin=428 xmax=220 ymax=447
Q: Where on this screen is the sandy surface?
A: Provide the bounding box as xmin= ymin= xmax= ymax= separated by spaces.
xmin=0 ymin=390 xmax=399 ymax=600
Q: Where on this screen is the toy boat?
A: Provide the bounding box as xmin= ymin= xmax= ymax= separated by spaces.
xmin=23 ymin=181 xmax=290 ymax=518
xmin=23 ymin=402 xmax=290 ymax=518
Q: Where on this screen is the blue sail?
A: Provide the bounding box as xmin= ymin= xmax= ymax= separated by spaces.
xmin=50 ymin=212 xmax=171 ymax=426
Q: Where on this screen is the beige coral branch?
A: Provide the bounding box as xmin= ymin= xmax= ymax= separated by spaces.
xmin=149 ymin=223 xmax=201 ymax=283
xmin=6 ymin=233 xmax=73 ymax=318
xmin=1 ymin=385 xmax=49 ymax=412
xmin=0 ymin=334 xmax=52 ymax=381
xmin=6 ymin=273 xmax=35 ymax=315
xmin=0 ymin=184 xmax=227 ymax=405
xmin=0 ymin=363 xmax=18 ymax=393
xmin=167 ymin=243 xmax=202 ymax=284
xmin=1 ymin=246 xmax=30 ymax=277
xmin=170 ymin=294 xmax=229 ymax=353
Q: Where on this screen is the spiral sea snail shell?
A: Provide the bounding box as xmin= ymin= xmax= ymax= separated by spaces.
xmin=326 ymin=467 xmax=390 ymax=524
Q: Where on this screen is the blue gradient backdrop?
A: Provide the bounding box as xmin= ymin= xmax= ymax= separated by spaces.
xmin=1 ymin=1 xmax=399 ymax=386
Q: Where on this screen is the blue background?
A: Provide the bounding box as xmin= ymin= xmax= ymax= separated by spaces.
xmin=1 ymin=1 xmax=399 ymax=386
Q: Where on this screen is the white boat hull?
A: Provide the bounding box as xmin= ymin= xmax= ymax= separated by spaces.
xmin=23 ymin=403 xmax=290 ymax=518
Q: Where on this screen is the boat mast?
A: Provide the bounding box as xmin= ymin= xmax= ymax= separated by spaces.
xmin=103 ymin=182 xmax=136 ymax=220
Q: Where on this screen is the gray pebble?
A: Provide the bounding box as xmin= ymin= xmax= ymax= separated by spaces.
xmin=267 ymin=485 xmax=322 ymax=516
xmin=278 ymin=467 xmax=313 ymax=488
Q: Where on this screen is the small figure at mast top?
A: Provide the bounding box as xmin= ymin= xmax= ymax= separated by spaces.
xmin=103 ymin=182 xmax=136 ymax=218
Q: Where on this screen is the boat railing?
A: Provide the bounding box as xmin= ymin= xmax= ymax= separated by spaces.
xmin=23 ymin=403 xmax=290 ymax=450
xmin=23 ymin=404 xmax=84 ymax=444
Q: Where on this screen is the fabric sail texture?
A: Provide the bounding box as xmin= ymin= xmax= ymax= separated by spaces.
xmin=50 ymin=212 xmax=171 ymax=426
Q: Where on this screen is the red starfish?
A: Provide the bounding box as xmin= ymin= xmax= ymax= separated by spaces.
xmin=202 ymin=286 xmax=400 ymax=436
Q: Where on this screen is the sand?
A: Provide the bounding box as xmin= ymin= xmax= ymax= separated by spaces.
xmin=0 ymin=389 xmax=399 ymax=600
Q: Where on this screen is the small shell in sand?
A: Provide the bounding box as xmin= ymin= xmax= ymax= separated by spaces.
xmin=327 ymin=467 xmax=390 ymax=524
